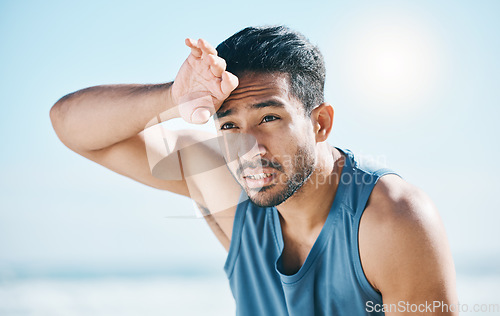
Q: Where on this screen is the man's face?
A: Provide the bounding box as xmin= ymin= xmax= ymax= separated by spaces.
xmin=215 ymin=72 xmax=317 ymax=207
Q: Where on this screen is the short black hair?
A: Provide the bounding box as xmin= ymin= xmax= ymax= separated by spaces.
xmin=216 ymin=25 xmax=325 ymax=115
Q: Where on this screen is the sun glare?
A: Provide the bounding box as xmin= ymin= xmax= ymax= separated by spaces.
xmin=340 ymin=12 xmax=441 ymax=113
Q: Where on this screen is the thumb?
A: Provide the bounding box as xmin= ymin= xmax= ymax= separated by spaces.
xmin=178 ymin=95 xmax=215 ymax=124
xmin=191 ymin=108 xmax=211 ymax=124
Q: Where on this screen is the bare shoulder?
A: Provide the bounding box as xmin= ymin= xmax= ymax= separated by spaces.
xmin=363 ymin=174 xmax=439 ymax=229
xmin=359 ymin=174 xmax=457 ymax=307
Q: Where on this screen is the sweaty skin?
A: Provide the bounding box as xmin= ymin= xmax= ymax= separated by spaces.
xmin=50 ymin=37 xmax=458 ymax=315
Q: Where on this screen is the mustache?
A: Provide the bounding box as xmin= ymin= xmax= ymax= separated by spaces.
xmin=236 ymin=158 xmax=284 ymax=178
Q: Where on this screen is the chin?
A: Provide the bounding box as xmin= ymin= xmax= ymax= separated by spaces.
xmin=246 ymin=184 xmax=295 ymax=208
xmin=248 ymin=195 xmax=283 ymax=208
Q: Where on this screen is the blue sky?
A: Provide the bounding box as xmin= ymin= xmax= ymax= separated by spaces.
xmin=0 ymin=0 xmax=499 ymax=279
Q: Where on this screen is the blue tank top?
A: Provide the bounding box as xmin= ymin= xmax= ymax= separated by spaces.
xmin=224 ymin=147 xmax=399 ymax=315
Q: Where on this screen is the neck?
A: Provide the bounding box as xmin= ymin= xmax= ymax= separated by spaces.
xmin=276 ymin=144 xmax=344 ymax=233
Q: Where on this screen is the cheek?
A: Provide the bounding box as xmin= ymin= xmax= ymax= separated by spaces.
xmin=284 ymin=120 xmax=315 ymax=148
xmin=300 ymin=119 xmax=316 ymax=138
xmin=226 ymin=160 xmax=240 ymax=177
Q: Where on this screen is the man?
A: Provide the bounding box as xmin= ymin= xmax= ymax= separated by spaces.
xmin=50 ymin=26 xmax=458 ymax=315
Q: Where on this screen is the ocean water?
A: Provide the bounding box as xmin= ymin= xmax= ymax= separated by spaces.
xmin=0 ymin=275 xmax=235 ymax=316
xmin=455 ymin=273 xmax=500 ymax=315
xmin=0 ymin=272 xmax=498 ymax=315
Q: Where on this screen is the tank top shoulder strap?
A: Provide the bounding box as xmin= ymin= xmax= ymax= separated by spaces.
xmin=335 ymin=148 xmax=402 ymax=301
xmin=336 ymin=147 xmax=401 ymax=218
xmin=356 ymin=168 xmax=400 ymax=219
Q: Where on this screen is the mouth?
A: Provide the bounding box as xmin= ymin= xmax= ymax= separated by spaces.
xmin=242 ymin=171 xmax=277 ymax=189
xmin=244 ymin=172 xmax=273 ymax=180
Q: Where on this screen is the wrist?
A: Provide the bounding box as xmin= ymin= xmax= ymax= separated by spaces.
xmin=162 ymin=82 xmax=180 ymax=120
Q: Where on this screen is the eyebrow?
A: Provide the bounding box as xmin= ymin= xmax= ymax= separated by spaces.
xmin=216 ymin=100 xmax=286 ymax=119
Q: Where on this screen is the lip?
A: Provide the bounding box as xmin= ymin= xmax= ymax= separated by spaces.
xmin=242 ymin=167 xmax=278 ymax=177
xmin=242 ymin=171 xmax=277 ymax=189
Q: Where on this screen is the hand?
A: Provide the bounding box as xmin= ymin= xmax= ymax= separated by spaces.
xmin=171 ymin=38 xmax=239 ymax=124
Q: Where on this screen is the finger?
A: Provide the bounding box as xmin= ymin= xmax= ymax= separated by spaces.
xmin=221 ymin=71 xmax=239 ymax=96
xmin=185 ymin=38 xmax=197 ymax=48
xmin=207 ymin=55 xmax=226 ymax=78
xmin=198 ymin=38 xmax=217 ymax=56
xmin=185 ymin=38 xmax=202 ymax=58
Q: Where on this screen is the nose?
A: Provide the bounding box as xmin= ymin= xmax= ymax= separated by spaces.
xmin=218 ymin=132 xmax=259 ymax=163
xmin=236 ymin=132 xmax=265 ymax=162
xmin=245 ymin=125 xmax=271 ymax=158
xmin=218 ymin=125 xmax=270 ymax=166
xmin=247 ymin=142 xmax=267 ymax=159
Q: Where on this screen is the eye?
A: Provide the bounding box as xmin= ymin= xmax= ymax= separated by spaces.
xmin=261 ymin=115 xmax=279 ymax=123
xmin=220 ymin=122 xmax=237 ymax=130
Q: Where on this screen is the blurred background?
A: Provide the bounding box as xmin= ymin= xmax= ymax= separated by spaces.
xmin=1 ymin=0 xmax=499 ymax=314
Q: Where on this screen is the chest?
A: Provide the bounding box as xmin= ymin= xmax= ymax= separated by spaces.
xmin=279 ymin=231 xmax=319 ymax=275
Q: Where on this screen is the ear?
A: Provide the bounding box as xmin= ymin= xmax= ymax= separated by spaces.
xmin=310 ymin=102 xmax=334 ymax=143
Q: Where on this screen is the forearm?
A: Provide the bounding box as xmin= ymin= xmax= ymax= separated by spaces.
xmin=50 ymin=82 xmax=178 ymax=151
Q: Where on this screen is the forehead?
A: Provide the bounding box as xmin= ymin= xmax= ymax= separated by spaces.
xmin=216 ymin=72 xmax=303 ymax=117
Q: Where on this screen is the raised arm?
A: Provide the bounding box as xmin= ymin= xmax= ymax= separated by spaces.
xmin=50 ymin=38 xmax=238 ymax=197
